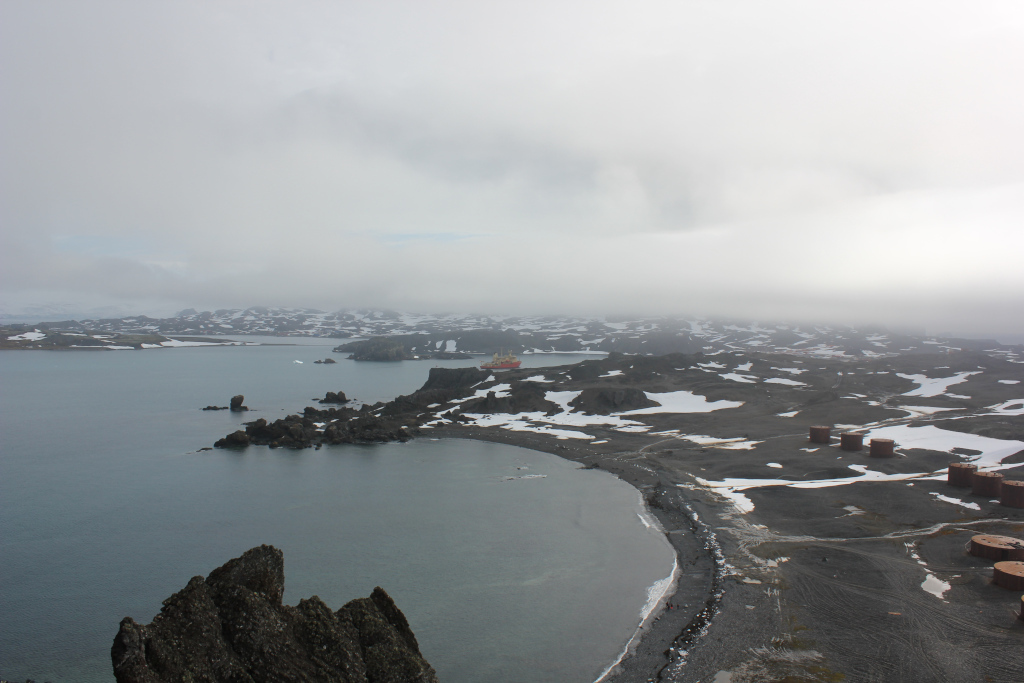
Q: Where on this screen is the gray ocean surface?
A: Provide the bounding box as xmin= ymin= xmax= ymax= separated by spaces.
xmin=0 ymin=339 xmax=674 ymax=682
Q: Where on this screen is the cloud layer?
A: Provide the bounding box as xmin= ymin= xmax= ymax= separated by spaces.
xmin=3 ymin=1 xmax=1023 ymax=336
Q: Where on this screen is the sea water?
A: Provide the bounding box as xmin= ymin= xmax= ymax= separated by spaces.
xmin=0 ymin=341 xmax=674 ymax=682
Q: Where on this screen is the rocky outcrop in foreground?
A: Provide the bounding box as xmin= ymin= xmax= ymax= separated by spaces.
xmin=111 ymin=545 xmax=439 ymax=683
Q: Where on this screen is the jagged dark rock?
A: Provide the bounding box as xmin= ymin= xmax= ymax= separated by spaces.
xmin=203 ymin=405 xmax=229 ymax=411
xmin=320 ymin=391 xmax=349 ymax=404
xmin=314 ymin=358 xmax=338 ymax=364
xmin=111 ymin=545 xmax=438 ymax=683
xmin=568 ymin=387 xmax=658 ymax=414
xmin=214 ymin=430 xmax=250 ymax=448
xmin=229 ymin=395 xmax=248 ymax=412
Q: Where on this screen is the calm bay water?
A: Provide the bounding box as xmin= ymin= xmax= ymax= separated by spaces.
xmin=0 ymin=341 xmax=674 ymax=682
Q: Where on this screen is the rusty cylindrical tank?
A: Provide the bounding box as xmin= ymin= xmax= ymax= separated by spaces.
xmin=869 ymin=438 xmax=895 ymax=458
xmin=1001 ymin=480 xmax=1024 ymax=508
xmin=809 ymin=426 xmax=831 ymax=444
xmin=947 ymin=463 xmax=978 ymax=487
xmin=993 ymin=561 xmax=1024 ymax=590
xmin=972 ymin=471 xmax=1004 ymax=497
xmin=840 ymin=432 xmax=864 ymax=451
xmin=969 ymin=535 xmax=1024 ymax=562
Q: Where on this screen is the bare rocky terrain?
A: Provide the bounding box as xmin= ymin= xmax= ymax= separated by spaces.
xmin=211 ymin=341 xmax=1024 ymax=682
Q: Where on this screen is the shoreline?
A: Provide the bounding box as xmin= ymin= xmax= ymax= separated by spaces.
xmin=412 ymin=350 xmax=1024 ymax=682
xmin=432 ymin=427 xmax=727 ymax=683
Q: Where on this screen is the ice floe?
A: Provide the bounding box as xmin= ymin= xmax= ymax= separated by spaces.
xmin=766 ymin=463 xmax=782 ymax=468
xmin=998 ymin=379 xmax=1020 ymax=385
xmin=897 ymin=371 xmax=980 ymax=397
xmin=777 ymin=411 xmax=800 ymax=418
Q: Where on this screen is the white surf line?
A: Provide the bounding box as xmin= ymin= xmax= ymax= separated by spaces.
xmin=592 ymin=556 xmax=680 ymax=683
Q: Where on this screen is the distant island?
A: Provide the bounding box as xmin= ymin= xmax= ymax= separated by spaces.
xmin=2 ymin=307 xmax=1017 ymax=360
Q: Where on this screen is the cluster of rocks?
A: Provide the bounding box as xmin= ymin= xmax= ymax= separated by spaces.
xmin=111 ymin=545 xmax=438 ymax=683
xmin=213 ymin=367 xmax=492 ymax=449
xmin=314 ymin=358 xmax=337 ymax=364
xmin=203 ymin=395 xmax=248 ymax=412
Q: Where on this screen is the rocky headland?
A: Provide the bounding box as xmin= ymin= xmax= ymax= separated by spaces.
xmin=110 ymin=545 xmax=438 ymax=683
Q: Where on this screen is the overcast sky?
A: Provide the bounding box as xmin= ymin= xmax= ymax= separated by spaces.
xmin=2 ymin=1 xmax=1023 ymax=337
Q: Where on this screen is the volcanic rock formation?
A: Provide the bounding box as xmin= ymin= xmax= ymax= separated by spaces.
xmin=110 ymin=545 xmax=438 ymax=683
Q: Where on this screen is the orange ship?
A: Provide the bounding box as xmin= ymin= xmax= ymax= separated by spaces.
xmin=481 ymin=350 xmax=522 ymax=369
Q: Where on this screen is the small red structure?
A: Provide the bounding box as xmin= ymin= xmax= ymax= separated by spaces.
xmin=972 ymin=471 xmax=1004 ymax=497
xmin=840 ymin=432 xmax=864 ymax=451
xmin=1000 ymin=479 xmax=1024 ymax=509
xmin=869 ymin=438 xmax=895 ymax=458
xmin=947 ymin=463 xmax=978 ymax=487
xmin=809 ymin=426 xmax=831 ymax=444
xmin=969 ymin=535 xmax=1024 ymax=562
xmin=992 ymin=561 xmax=1024 ymax=590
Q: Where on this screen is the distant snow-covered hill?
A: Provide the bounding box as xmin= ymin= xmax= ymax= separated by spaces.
xmin=2 ymin=307 xmax=1019 ymax=361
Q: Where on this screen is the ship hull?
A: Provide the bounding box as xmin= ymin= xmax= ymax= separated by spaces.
xmin=480 ymin=361 xmax=522 ymax=369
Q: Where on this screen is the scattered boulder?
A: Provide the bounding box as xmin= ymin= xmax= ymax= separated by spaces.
xmin=320 ymin=391 xmax=349 ymax=404
xmin=111 ymin=545 xmax=438 ymax=683
xmin=229 ymin=395 xmax=248 ymax=412
xmin=569 ymin=387 xmax=658 ymax=414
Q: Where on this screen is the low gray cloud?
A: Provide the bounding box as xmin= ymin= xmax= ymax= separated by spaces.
xmin=2 ymin=1 xmax=1023 ymax=337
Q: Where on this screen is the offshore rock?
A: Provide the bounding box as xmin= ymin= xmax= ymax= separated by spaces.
xmin=229 ymin=395 xmax=248 ymax=412
xmin=111 ymin=545 xmax=439 ymax=683
xmin=320 ymin=390 xmax=349 ymax=404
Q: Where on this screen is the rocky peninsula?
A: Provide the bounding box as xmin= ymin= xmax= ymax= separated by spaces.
xmin=212 ymin=346 xmax=1024 ymax=682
